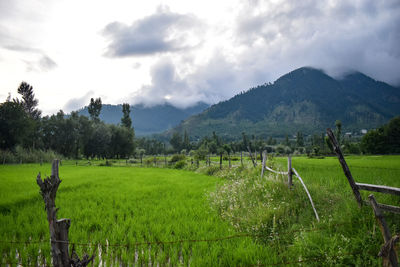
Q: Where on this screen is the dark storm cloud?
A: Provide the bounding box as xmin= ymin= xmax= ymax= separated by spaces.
xmin=132 ymin=0 xmax=400 ymax=109
xmin=102 ymin=7 xmax=202 ymax=57
xmin=234 ymin=0 xmax=400 ymax=86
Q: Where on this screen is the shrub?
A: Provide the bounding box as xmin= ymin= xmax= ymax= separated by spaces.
xmin=0 ymin=147 xmax=61 ymax=164
xmin=174 ymin=160 xmax=186 ymax=169
xmin=209 ymin=167 xmax=312 ymax=244
xmin=99 ymin=160 xmax=113 ymax=166
xmin=170 ymin=154 xmax=186 ymax=163
xmin=205 ymin=166 xmax=220 ymax=176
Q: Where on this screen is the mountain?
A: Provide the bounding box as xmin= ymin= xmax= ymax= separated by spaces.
xmin=170 ymin=67 xmax=400 ymax=139
xmin=77 ymin=102 xmax=209 ymax=136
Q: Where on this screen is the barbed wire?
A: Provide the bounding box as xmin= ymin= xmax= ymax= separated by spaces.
xmin=0 ymin=222 xmax=354 ymax=249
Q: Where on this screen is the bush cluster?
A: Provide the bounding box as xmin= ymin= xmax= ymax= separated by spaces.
xmin=0 ymin=146 xmax=61 ymax=164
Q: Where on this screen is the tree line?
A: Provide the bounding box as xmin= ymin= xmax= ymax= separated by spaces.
xmin=1 ymin=82 xmax=398 ymax=162
xmin=0 ymin=82 xmax=135 ymax=160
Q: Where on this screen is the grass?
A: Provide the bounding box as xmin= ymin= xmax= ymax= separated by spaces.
xmin=1 ymin=164 xmax=275 ymax=266
xmin=0 ymin=155 xmax=399 ymax=266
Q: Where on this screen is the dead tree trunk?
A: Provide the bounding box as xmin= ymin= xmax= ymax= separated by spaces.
xmin=36 ymin=159 xmax=93 ymax=267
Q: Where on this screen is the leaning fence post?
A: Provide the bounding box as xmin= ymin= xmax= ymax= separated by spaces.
xmin=247 ymin=146 xmax=257 ymax=168
xmin=327 ymin=128 xmax=363 ymax=207
xmin=36 ymin=159 xmax=93 ymax=267
xmin=369 ymin=194 xmax=399 ymax=267
xmin=287 ymin=156 xmax=292 ymax=188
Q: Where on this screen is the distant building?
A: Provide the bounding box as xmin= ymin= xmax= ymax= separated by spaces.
xmin=361 ymin=129 xmax=367 ymax=135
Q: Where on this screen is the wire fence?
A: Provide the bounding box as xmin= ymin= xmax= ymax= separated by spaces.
xmin=2 ymin=221 xmax=390 ymax=267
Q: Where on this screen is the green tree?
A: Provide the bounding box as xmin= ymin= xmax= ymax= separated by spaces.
xmin=296 ymin=131 xmax=304 ymax=147
xmin=170 ymin=132 xmax=182 ymax=152
xmin=0 ymin=101 xmax=29 ymax=149
xmin=183 ymin=130 xmax=190 ymax=150
xmin=16 ymin=81 xmax=41 ymax=120
xmin=121 ymin=103 xmax=132 ymax=128
xmin=88 ymin=97 xmax=102 ymax=121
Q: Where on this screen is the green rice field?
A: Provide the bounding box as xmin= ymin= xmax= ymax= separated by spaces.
xmin=0 ymin=155 xmax=399 ymax=266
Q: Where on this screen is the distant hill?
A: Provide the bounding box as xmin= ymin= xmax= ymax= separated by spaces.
xmin=170 ymin=67 xmax=400 ymax=139
xmin=77 ymin=102 xmax=209 ymax=136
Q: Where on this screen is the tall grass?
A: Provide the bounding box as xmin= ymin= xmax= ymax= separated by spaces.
xmin=207 ymin=155 xmax=399 ymax=265
xmin=0 ymin=164 xmax=275 ymax=266
xmin=0 ymin=155 xmax=399 ymax=266
xmin=0 ymin=146 xmax=61 ymax=164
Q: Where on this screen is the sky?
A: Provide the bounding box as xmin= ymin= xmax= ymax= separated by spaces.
xmin=0 ymin=0 xmax=399 ymax=115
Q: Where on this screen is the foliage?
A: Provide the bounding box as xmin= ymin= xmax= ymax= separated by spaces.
xmin=15 ymin=82 xmax=41 ymax=120
xmin=174 ymin=160 xmax=186 ymax=169
xmin=361 ymin=116 xmax=400 ymax=154
xmin=0 ymin=101 xmax=29 ymax=150
xmin=169 ymin=154 xmax=186 ymax=163
xmin=120 ymin=103 xmax=132 ymax=128
xmin=88 ymin=97 xmax=102 ymax=121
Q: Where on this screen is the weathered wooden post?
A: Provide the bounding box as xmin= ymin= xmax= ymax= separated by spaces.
xmin=240 ymin=151 xmax=243 ymax=166
xmin=220 ymin=153 xmax=223 ymax=170
xmin=287 ymin=156 xmax=292 ymax=189
xmin=208 ymin=154 xmax=211 ymax=167
xmin=247 ymin=146 xmax=257 ymax=168
xmin=327 ymin=128 xmax=363 ymax=207
xmin=36 ymin=159 xmax=93 ymax=267
xmin=369 ymin=195 xmax=399 ymax=267
xmin=261 ymin=151 xmax=266 ymax=178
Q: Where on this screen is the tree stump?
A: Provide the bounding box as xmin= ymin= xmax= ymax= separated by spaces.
xmin=37 ymin=159 xmax=93 ymax=267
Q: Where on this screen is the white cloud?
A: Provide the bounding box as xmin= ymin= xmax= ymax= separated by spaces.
xmin=0 ymin=0 xmax=399 ymax=116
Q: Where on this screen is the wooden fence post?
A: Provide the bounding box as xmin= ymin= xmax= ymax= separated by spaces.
xmin=287 ymin=156 xmax=292 ymax=189
xmin=220 ymin=153 xmax=223 ymax=170
xmin=327 ymin=128 xmax=363 ymax=207
xmin=240 ymin=151 xmax=243 ymax=166
xmin=261 ymin=151 xmax=266 ymax=178
xmin=369 ymin=194 xmax=399 ymax=267
xmin=36 ymin=159 xmax=93 ymax=267
xmin=247 ymin=146 xmax=257 ymax=168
